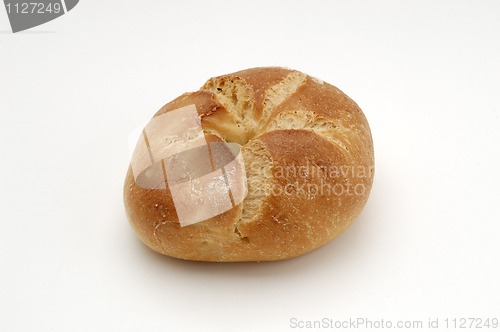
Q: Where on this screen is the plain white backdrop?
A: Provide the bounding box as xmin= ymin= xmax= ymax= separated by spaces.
xmin=1 ymin=1 xmax=499 ymax=331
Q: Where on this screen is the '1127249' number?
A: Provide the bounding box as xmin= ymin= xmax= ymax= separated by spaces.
xmin=5 ymin=2 xmax=62 ymax=14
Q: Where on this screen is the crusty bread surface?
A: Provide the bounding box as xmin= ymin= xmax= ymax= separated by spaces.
xmin=124 ymin=67 xmax=374 ymax=262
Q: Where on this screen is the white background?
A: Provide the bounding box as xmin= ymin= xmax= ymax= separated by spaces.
xmin=1 ymin=1 xmax=499 ymax=331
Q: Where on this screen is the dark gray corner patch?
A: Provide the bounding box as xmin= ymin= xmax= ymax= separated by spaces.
xmin=65 ymin=0 xmax=78 ymax=11
xmin=3 ymin=0 xmax=79 ymax=33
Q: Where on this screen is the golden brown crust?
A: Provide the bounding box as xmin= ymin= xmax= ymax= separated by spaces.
xmin=220 ymin=67 xmax=292 ymax=119
xmin=124 ymin=67 xmax=374 ymax=262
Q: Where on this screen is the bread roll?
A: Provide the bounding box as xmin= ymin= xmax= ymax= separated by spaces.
xmin=124 ymin=67 xmax=374 ymax=262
